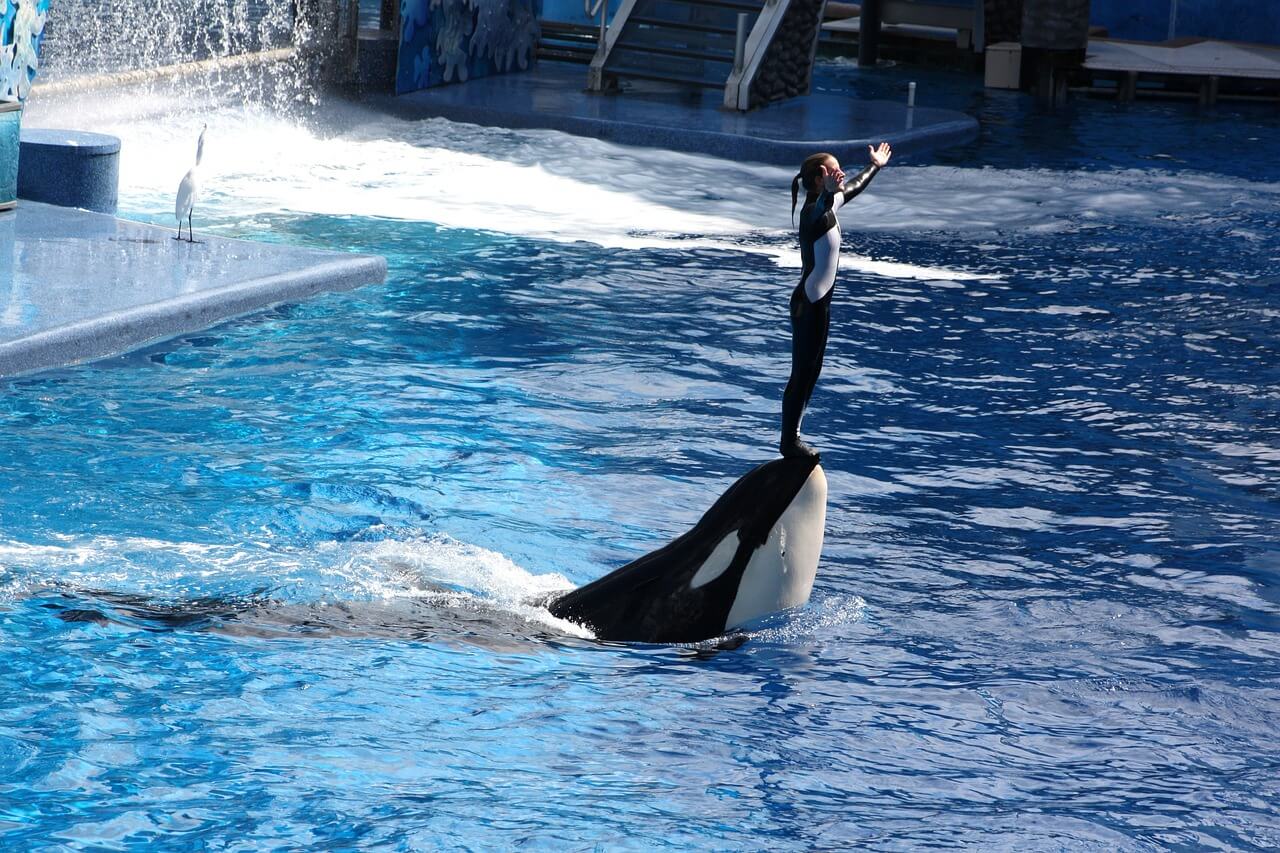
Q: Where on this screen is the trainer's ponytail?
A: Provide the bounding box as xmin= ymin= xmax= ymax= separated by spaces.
xmin=790 ymin=173 xmax=802 ymax=223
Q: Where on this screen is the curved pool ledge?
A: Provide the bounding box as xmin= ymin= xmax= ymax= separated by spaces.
xmin=375 ymin=63 xmax=978 ymax=165
xmin=0 ymin=202 xmax=387 ymax=377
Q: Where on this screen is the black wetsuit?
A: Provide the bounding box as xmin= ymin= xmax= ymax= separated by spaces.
xmin=781 ymin=163 xmax=880 ymax=458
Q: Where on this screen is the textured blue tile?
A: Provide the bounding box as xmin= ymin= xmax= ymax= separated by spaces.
xmin=18 ymin=128 xmax=121 ymax=214
xmin=0 ymin=202 xmax=386 ymax=377
xmin=376 ymin=63 xmax=978 ymax=165
xmin=0 ymin=107 xmax=19 ymax=207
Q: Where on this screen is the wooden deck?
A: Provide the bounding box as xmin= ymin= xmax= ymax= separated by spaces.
xmin=1083 ymin=38 xmax=1280 ymax=103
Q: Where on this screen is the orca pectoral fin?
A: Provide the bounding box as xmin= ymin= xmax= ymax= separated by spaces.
xmin=693 ymin=632 xmax=751 ymax=656
xmin=716 ymin=632 xmax=749 ymax=651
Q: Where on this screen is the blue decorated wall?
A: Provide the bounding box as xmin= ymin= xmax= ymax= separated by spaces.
xmin=1091 ymin=0 xmax=1280 ymax=46
xmin=398 ymin=0 xmax=543 ymax=94
xmin=0 ymin=0 xmax=51 ymax=208
xmin=1 ymin=0 xmax=52 ymax=103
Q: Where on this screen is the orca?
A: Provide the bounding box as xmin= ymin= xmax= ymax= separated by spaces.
xmin=548 ymin=456 xmax=828 ymax=644
xmin=36 ymin=459 xmax=829 ymax=651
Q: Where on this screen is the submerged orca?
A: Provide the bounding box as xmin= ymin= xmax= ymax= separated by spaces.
xmin=39 ymin=459 xmax=828 ymax=651
xmin=44 ymin=584 xmax=569 ymax=653
xmin=549 ymin=456 xmax=828 ymax=644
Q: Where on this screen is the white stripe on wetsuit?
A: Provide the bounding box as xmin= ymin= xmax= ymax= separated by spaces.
xmin=806 ymin=217 xmax=842 ymax=303
xmin=801 ymin=165 xmax=877 ymax=304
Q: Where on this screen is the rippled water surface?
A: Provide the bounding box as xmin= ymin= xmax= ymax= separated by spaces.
xmin=4 ymin=62 xmax=1280 ymax=849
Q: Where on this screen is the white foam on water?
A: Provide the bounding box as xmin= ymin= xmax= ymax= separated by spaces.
xmin=29 ymin=72 xmax=1280 ymax=270
xmin=0 ymin=532 xmax=591 ymax=637
xmin=334 ymin=534 xmax=592 ymax=638
xmin=31 ymin=97 xmax=1275 ymax=285
xmin=747 ymin=593 xmax=868 ymax=643
xmin=0 ymin=535 xmax=296 ymax=596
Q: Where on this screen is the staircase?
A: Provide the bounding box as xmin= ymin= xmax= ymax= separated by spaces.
xmin=585 ymin=0 xmax=826 ymax=110
xmin=589 ymin=0 xmax=768 ymax=91
xmin=537 ymin=21 xmax=601 ymax=64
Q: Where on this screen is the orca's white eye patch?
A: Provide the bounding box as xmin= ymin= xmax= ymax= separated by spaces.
xmin=690 ymin=531 xmax=742 ymax=589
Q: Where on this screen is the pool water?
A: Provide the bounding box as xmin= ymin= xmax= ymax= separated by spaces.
xmin=3 ymin=62 xmax=1280 ymax=849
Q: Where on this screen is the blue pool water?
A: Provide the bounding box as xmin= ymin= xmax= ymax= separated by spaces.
xmin=4 ymin=63 xmax=1280 ymax=848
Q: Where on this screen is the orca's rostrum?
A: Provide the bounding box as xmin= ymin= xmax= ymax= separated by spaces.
xmin=549 ymin=456 xmax=828 ymax=644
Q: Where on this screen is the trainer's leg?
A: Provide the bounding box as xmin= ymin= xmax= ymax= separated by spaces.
xmin=781 ymin=293 xmax=826 ymax=458
xmin=803 ymin=296 xmax=831 ymax=411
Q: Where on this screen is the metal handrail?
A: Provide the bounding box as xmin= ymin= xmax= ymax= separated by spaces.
xmin=585 ymin=0 xmax=608 ymax=51
xmin=733 ymin=12 xmax=747 ymax=73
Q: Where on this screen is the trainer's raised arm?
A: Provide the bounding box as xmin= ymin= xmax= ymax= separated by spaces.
xmin=838 ymin=142 xmax=891 ymax=203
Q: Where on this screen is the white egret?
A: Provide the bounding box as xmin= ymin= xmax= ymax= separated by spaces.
xmin=174 ymin=124 xmax=207 ymax=242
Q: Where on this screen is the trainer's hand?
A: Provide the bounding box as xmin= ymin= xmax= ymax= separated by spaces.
xmin=869 ymin=142 xmax=892 ymax=167
xmin=820 ymin=163 xmax=845 ymax=192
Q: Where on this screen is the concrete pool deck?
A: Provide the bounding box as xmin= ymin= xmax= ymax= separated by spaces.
xmin=0 ymin=202 xmax=386 ymax=378
xmin=374 ymin=62 xmax=978 ymax=165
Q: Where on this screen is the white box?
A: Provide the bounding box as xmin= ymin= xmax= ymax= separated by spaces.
xmin=985 ymin=41 xmax=1022 ymax=89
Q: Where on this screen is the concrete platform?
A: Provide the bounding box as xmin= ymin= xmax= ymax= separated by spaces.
xmin=0 ymin=202 xmax=387 ymax=378
xmin=1086 ymin=38 xmax=1280 ymax=81
xmin=374 ymin=62 xmax=978 ymax=165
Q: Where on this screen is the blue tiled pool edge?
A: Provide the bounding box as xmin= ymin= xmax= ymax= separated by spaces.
xmin=376 ymin=63 xmax=979 ymax=164
xmin=0 ymin=202 xmax=387 ymax=378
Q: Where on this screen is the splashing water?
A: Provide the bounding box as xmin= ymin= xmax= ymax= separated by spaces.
xmin=39 ymin=0 xmax=301 ymax=79
xmin=0 ymin=531 xmax=592 ymax=639
xmin=32 ymin=0 xmax=339 ymax=111
xmin=29 ymin=89 xmax=1277 ymax=285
